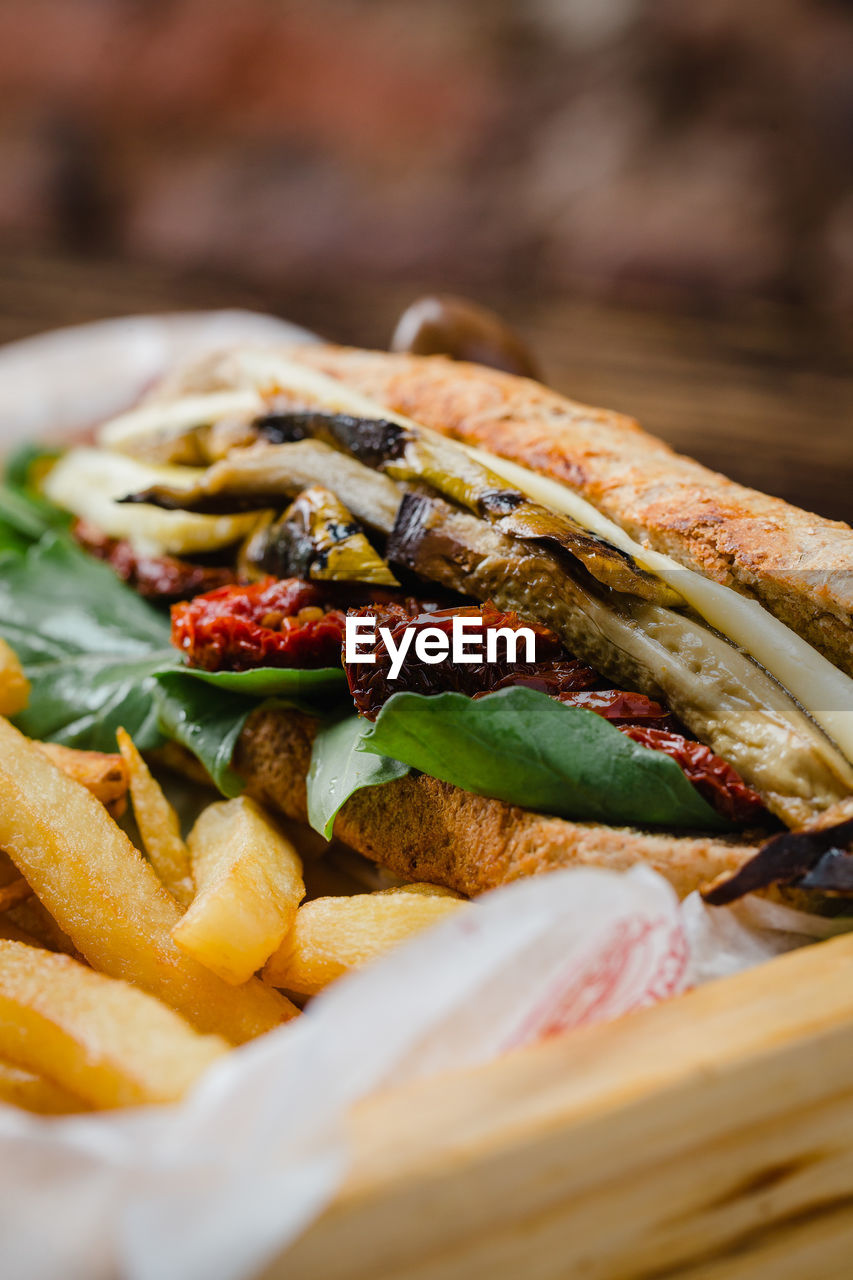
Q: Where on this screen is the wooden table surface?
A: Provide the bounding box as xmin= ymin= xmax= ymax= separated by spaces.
xmin=1 ymin=249 xmax=850 ymax=523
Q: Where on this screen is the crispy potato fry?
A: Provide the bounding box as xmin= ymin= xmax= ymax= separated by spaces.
xmin=5 ymin=898 xmax=79 ymax=956
xmin=38 ymin=742 xmax=129 ymax=817
xmin=0 ymin=716 xmax=298 ymax=1042
xmin=0 ymin=638 xmax=29 ymax=717
xmin=116 ymin=727 xmax=194 ymax=906
xmin=263 ymin=889 xmax=468 ymax=995
xmin=0 ymin=1060 xmax=91 ymax=1115
xmin=376 ymin=883 xmax=464 ymax=899
xmin=0 ymin=852 xmax=33 ymax=912
xmin=173 ymin=797 xmax=306 ymax=985
xmin=0 ymin=941 xmax=227 ymax=1107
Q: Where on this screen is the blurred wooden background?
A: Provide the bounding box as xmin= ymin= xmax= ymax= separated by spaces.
xmin=0 ymin=1 xmax=850 ymax=522
xmin=1 ymin=249 xmax=850 ymax=524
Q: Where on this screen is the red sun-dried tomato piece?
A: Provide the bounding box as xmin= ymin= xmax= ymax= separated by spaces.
xmin=171 ymin=578 xmax=346 ymax=671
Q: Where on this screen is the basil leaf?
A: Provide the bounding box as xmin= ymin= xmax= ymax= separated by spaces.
xmin=307 ymin=714 xmax=409 ymax=839
xmin=0 ymin=534 xmax=172 ymax=655
xmin=15 ymin=651 xmax=172 ymax=752
xmin=359 ymin=687 xmax=730 ymax=830
xmin=0 ymin=521 xmax=32 ymax=558
xmin=0 ymin=481 xmax=65 ymax=544
xmin=0 ymin=534 xmax=175 ymax=749
xmin=178 ymin=664 xmax=346 ymax=701
xmin=152 ymin=672 xmax=257 ymax=798
xmin=1 ymin=445 xmax=70 ymax=541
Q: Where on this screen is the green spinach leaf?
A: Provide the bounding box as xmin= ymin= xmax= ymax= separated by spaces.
xmin=152 ymin=672 xmax=257 ymax=797
xmin=178 ymin=664 xmax=345 ymax=701
xmin=306 ymin=714 xmax=409 ymax=838
xmin=357 ymin=687 xmax=730 ymax=830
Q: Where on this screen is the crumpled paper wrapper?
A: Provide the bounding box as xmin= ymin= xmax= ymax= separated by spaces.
xmin=0 ymin=314 xmax=849 ymax=1280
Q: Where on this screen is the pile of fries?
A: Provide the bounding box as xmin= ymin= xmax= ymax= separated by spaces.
xmin=0 ymin=641 xmax=466 ymax=1114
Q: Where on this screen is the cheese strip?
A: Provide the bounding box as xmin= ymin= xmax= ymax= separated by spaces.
xmin=98 ymin=389 xmax=263 ymax=453
xmin=43 ymin=447 xmax=265 ymax=556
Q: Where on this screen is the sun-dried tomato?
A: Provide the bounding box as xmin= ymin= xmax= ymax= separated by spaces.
xmin=346 ymin=602 xmax=591 ymax=717
xmin=346 ymin=600 xmax=765 ymax=824
xmin=620 ymin=725 xmax=766 ymax=825
xmin=171 ymin=578 xmax=346 ymax=671
xmin=74 ymin=519 xmax=237 ymax=602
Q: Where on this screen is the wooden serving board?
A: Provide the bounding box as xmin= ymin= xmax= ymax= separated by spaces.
xmin=268 ymin=932 xmax=853 ymax=1279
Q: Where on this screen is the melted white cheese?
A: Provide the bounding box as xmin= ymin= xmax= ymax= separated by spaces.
xmin=44 ymin=447 xmax=265 ymax=556
xmin=99 ymin=390 xmax=263 ymax=453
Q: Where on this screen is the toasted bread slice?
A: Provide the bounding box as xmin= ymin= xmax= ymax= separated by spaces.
xmin=235 ymin=707 xmax=759 ymax=901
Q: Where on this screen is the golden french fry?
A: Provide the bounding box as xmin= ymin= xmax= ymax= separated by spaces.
xmin=0 ymin=1060 xmax=91 ymax=1115
xmin=0 ymin=716 xmax=298 ymax=1042
xmin=5 ymin=898 xmax=79 ymax=956
xmin=0 ymin=852 xmax=33 ymax=912
xmin=173 ymin=797 xmax=305 ymax=985
xmin=38 ymin=742 xmax=129 ymax=815
xmin=376 ymin=883 xmax=464 ymax=899
xmin=116 ymin=727 xmax=194 ymax=906
xmin=0 ymin=638 xmax=29 ymax=717
xmin=0 ymin=941 xmax=227 ymax=1108
xmin=263 ymin=890 xmax=468 ymax=995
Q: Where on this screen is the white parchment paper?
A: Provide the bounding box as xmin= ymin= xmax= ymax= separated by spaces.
xmin=0 ymin=314 xmax=848 ymax=1280
xmin=0 ymin=867 xmax=686 ymax=1280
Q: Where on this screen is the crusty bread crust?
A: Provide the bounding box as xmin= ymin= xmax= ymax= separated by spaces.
xmin=289 ymin=346 xmax=853 ymax=677
xmin=235 ymin=707 xmax=759 ymax=900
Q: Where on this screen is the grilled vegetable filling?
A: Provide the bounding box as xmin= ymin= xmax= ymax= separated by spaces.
xmin=168 ymin=578 xmax=765 ymax=826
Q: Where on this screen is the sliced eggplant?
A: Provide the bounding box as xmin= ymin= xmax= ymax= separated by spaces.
xmin=702 ymin=815 xmax=853 ymax=904
xmin=242 ymin=486 xmax=399 ymax=586
xmin=388 ymin=488 xmax=853 ymax=828
xmin=122 ymin=440 xmax=402 ymax=534
xmin=255 ymin=411 xmax=682 ymax=607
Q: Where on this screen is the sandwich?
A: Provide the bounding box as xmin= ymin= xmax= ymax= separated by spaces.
xmin=4 ymin=333 xmax=853 ymax=907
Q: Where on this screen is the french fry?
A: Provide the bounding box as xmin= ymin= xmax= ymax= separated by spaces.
xmin=263 ymin=889 xmax=468 ymax=995
xmin=0 ymin=1060 xmax=91 ymax=1115
xmin=0 ymin=716 xmax=298 ymax=1043
xmin=376 ymin=883 xmax=464 ymax=899
xmin=0 ymin=638 xmax=29 ymax=717
xmin=173 ymin=797 xmax=305 ymax=985
xmin=116 ymin=727 xmax=194 ymax=906
xmin=0 ymin=941 xmax=227 ymax=1108
xmin=38 ymin=742 xmax=130 ymax=818
xmin=0 ymin=852 xmax=33 ymax=912
xmin=6 ymin=898 xmax=79 ymax=956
